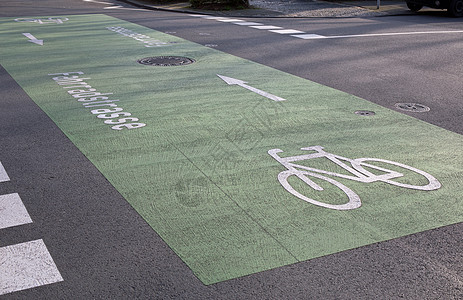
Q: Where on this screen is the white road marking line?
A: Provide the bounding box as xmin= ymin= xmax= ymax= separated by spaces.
xmin=250 ymin=25 xmax=283 ymax=30
xmin=110 ymin=7 xmax=149 ymax=10
xmin=292 ymin=33 xmax=326 ymax=39
xmin=189 ymin=15 xmax=302 ymax=36
xmin=83 ymin=0 xmax=113 ymax=4
xmin=199 ymin=16 xmax=230 ymax=19
xmin=0 ymin=162 xmax=10 ymax=182
xmin=189 ymin=15 xmax=463 ymax=41
xmin=293 ymin=30 xmax=463 ymax=39
xmin=0 ymin=240 xmax=63 ymax=295
xmin=216 ymin=18 xmax=245 ymax=22
xmin=0 ymin=193 xmax=33 ymax=230
xmin=269 ymin=29 xmax=305 ymax=34
xmin=234 ymin=22 xmax=263 ymax=26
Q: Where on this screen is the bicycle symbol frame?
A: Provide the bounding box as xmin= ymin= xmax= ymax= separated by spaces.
xmin=268 ymin=146 xmax=441 ymax=210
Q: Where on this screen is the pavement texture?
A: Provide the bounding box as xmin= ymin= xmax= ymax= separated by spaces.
xmin=119 ymin=0 xmax=426 ymax=17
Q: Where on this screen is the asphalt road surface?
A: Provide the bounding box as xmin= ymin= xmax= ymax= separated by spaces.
xmin=1 ymin=0 xmax=462 ymax=299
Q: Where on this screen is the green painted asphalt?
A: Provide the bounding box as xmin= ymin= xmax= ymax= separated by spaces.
xmin=1 ymin=14 xmax=462 ymax=284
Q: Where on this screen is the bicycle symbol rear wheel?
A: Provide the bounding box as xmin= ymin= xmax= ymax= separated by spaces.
xmin=278 ymin=170 xmax=361 ymax=210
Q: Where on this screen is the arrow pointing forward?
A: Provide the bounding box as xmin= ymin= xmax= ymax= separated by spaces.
xmin=22 ymin=33 xmax=43 ymax=45
xmin=217 ymin=74 xmax=286 ymax=102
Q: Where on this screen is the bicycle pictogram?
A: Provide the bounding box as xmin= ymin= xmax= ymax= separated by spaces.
xmin=14 ymin=17 xmax=69 ymax=24
xmin=268 ymin=146 xmax=441 ymax=210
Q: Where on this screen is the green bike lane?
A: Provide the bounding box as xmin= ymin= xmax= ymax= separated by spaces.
xmin=1 ymin=14 xmax=462 ymax=285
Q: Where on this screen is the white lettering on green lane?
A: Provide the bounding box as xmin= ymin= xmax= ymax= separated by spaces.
xmin=106 ymin=26 xmax=176 ymax=47
xmin=48 ymin=72 xmax=146 ymax=130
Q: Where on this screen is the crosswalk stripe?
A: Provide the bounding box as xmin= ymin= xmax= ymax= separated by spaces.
xmin=0 ymin=161 xmax=10 ymax=182
xmin=0 ymin=193 xmax=33 ymax=230
xmin=0 ymin=239 xmax=63 ymax=295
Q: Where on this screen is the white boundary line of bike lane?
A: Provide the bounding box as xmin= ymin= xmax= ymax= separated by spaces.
xmin=190 ymin=15 xmax=463 ymax=40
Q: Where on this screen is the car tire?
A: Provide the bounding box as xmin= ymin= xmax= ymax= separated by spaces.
xmin=448 ymin=0 xmax=463 ymax=16
xmin=406 ymin=2 xmax=423 ymax=11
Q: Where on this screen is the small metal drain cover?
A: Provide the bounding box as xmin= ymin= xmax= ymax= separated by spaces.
xmin=137 ymin=56 xmax=195 ymax=66
xmin=395 ymin=103 xmax=430 ymax=112
xmin=355 ymin=110 xmax=376 ymax=116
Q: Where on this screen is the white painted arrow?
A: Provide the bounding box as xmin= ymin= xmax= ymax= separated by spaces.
xmin=22 ymin=33 xmax=43 ymax=45
xmin=217 ymin=74 xmax=286 ymax=102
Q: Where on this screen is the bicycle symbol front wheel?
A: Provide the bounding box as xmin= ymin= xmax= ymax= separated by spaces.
xmin=278 ymin=170 xmax=361 ymax=210
xmin=353 ymin=158 xmax=441 ymax=190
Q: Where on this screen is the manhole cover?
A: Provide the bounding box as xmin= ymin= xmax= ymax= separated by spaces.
xmin=395 ymin=103 xmax=430 ymax=112
xmin=137 ymin=56 xmax=195 ymax=66
xmin=355 ymin=110 xmax=376 ymax=116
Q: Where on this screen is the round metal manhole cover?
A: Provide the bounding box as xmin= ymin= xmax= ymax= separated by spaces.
xmin=137 ymin=56 xmax=195 ymax=66
xmin=395 ymin=103 xmax=430 ymax=112
xmin=355 ymin=110 xmax=376 ymax=116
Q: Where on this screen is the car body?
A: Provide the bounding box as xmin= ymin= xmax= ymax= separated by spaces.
xmin=406 ymin=0 xmax=463 ymax=16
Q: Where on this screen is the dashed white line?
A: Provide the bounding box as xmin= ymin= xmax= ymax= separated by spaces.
xmin=270 ymin=29 xmax=305 ymax=34
xmin=234 ymin=22 xmax=263 ymax=26
xmin=250 ymin=25 xmax=283 ymax=30
xmin=189 ymin=15 xmax=463 ymax=41
xmin=0 ymin=193 xmax=33 ymax=230
xmin=0 ymin=240 xmax=64 ymax=295
xmin=292 ymin=33 xmax=326 ymax=39
xmin=216 ymin=18 xmax=245 ymax=22
xmin=83 ymin=0 xmax=113 ymax=4
xmin=201 ymin=16 xmax=230 ymax=19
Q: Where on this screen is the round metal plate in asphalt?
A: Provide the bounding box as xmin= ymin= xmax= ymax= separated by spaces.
xmin=137 ymin=56 xmax=195 ymax=66
xmin=394 ymin=103 xmax=430 ymax=113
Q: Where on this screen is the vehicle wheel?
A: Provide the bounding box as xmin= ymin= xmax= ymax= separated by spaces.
xmin=406 ymin=2 xmax=423 ymax=11
xmin=448 ymin=0 xmax=463 ymax=17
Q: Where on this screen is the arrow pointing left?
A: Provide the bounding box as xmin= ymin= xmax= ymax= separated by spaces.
xmin=22 ymin=33 xmax=43 ymax=45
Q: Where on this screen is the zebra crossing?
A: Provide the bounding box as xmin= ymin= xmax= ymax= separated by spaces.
xmin=0 ymin=162 xmax=63 ymax=296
